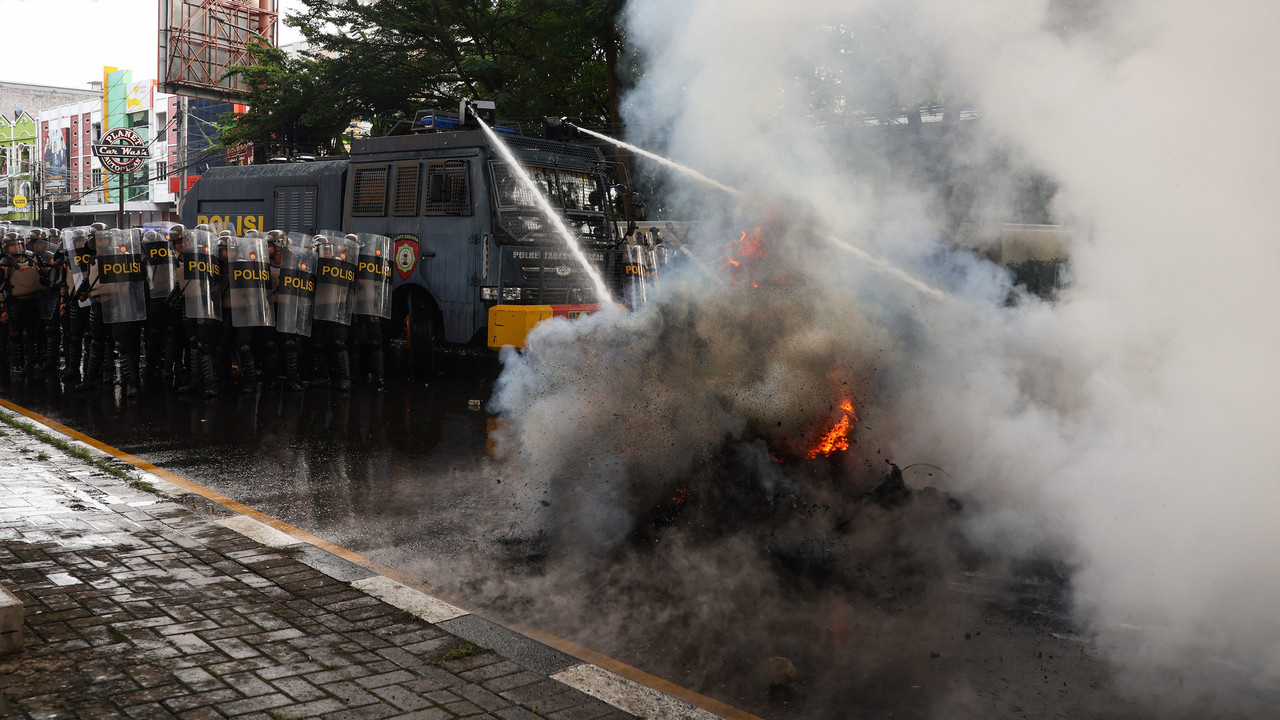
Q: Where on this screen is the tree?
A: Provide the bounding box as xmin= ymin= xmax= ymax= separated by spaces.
xmin=288 ymin=0 xmax=625 ymax=128
xmin=219 ymin=42 xmax=356 ymax=161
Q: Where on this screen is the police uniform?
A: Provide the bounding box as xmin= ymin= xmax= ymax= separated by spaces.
xmin=3 ymin=232 xmax=46 ymax=379
xmin=72 ymin=225 xmax=113 ymax=392
xmin=310 ymin=234 xmax=358 ymax=392
xmin=62 ymin=228 xmax=95 ymax=385
xmin=32 ymin=230 xmax=66 ymax=376
xmin=267 ymin=230 xmax=315 ymax=392
xmin=76 ymin=226 xmax=146 ymax=397
xmin=141 ymin=228 xmax=184 ymax=384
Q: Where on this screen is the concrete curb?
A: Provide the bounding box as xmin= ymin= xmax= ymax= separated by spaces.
xmin=0 ymin=399 xmax=763 ymax=720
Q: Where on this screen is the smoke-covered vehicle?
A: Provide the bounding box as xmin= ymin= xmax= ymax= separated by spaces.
xmin=179 ymin=103 xmax=626 ymax=372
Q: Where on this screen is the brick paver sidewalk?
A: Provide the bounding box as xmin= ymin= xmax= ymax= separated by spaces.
xmin=0 ymin=423 xmax=637 ymax=720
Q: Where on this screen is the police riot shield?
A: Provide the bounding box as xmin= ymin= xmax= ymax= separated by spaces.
xmin=622 ymin=243 xmax=649 ymax=310
xmin=62 ymin=227 xmax=94 ymax=309
xmin=36 ymin=244 xmax=60 ymax=321
xmin=275 ymin=233 xmax=317 ymax=337
xmin=352 ymin=233 xmax=392 ymax=318
xmin=227 ymin=234 xmax=274 ymax=327
xmin=312 ymin=231 xmax=359 ymax=325
xmin=179 ymin=229 xmax=223 ymax=320
xmin=139 ymin=228 xmax=177 ymax=298
xmin=95 ymin=228 xmax=147 ymax=324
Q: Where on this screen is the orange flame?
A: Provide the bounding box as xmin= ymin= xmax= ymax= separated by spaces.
xmin=807 ymin=399 xmax=857 ymax=459
xmin=725 ymin=225 xmax=770 ymax=283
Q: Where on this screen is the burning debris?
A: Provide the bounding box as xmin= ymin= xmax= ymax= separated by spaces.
xmin=806 ymin=398 xmax=857 ymax=460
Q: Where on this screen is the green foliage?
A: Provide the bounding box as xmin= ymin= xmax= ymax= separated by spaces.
xmin=220 ymin=41 xmax=357 ymax=158
xmin=243 ymin=0 xmax=625 ymax=139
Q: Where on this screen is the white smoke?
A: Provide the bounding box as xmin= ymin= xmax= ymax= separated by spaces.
xmin=490 ymin=0 xmax=1280 ymax=709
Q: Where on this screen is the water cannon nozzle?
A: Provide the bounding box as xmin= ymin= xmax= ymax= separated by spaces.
xmin=460 ymin=99 xmax=497 ymax=128
xmin=545 ymin=116 xmax=584 ymax=141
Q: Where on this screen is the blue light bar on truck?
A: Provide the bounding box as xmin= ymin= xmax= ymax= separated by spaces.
xmin=418 ymin=114 xmax=517 ymax=135
xmin=419 ymin=115 xmax=460 ymax=130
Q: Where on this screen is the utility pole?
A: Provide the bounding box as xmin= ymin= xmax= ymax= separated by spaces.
xmin=178 ymin=96 xmax=187 ymax=217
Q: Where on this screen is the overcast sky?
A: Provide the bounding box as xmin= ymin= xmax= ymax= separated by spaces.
xmin=6 ymin=0 xmax=306 ymax=91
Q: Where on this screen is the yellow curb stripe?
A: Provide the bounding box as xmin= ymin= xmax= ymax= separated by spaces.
xmin=0 ymin=397 xmax=369 ymax=565
xmin=0 ymin=396 xmax=762 ymax=720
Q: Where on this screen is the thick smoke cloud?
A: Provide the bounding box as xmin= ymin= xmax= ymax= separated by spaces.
xmin=489 ymin=0 xmax=1280 ymax=711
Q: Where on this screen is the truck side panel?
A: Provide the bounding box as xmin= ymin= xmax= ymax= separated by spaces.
xmin=179 ymin=161 xmax=347 ymax=236
xmin=344 ymin=152 xmax=489 ymax=345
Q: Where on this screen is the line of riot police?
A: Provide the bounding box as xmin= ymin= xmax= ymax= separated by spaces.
xmin=0 ymin=221 xmax=393 ymax=397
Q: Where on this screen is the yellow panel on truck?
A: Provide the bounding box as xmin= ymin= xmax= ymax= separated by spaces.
xmin=487 ymin=304 xmax=601 ymax=349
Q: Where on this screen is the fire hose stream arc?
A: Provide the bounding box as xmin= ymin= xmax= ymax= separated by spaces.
xmin=568 ymin=122 xmax=948 ymax=302
xmin=475 ymin=116 xmax=614 ymax=305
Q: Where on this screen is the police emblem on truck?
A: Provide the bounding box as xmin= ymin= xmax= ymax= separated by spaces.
xmin=394 ymin=234 xmax=419 ymax=280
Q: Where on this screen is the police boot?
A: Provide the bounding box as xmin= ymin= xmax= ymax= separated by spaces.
xmin=74 ymin=345 xmax=104 ymax=392
xmin=10 ymin=337 xmax=25 ymax=379
xmin=200 ymin=352 xmax=220 ymax=398
xmin=161 ymin=335 xmax=181 ymax=383
xmin=259 ymin=344 xmax=279 ymax=388
xmin=332 ymin=346 xmax=351 ymax=392
xmin=283 ymin=346 xmax=304 ymax=392
xmin=176 ymin=348 xmax=202 ymax=394
xmin=61 ymin=336 xmax=82 ymax=384
xmin=309 ymin=351 xmax=329 ymax=388
xmin=43 ymin=328 xmax=60 ymax=375
xmin=119 ymin=347 xmax=142 ymax=399
xmin=371 ymin=348 xmax=386 ymax=392
xmin=102 ymin=346 xmax=117 ymax=386
xmin=236 ymin=347 xmax=259 ymax=394
xmin=29 ymin=337 xmax=43 ymax=377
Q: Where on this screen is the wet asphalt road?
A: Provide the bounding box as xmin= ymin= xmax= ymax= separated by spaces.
xmin=0 ymin=371 xmax=1203 ymax=720
xmin=0 ymin=371 xmax=509 ymax=569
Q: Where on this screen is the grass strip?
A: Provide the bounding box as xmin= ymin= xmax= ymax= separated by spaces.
xmin=0 ymin=411 xmax=166 ymax=497
xmin=428 ymin=640 xmax=487 ymax=666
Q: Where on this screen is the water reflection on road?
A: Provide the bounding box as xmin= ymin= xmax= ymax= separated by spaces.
xmin=3 ymin=374 xmax=514 ymax=579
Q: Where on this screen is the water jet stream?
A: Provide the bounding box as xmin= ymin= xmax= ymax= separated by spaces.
xmin=477 ymin=119 xmax=613 ymax=303
xmin=571 ymin=123 xmax=947 ymax=301
xmin=572 ymin=124 xmax=746 ymax=200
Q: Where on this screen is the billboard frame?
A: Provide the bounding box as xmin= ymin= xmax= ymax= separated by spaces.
xmin=159 ymin=0 xmax=278 ymax=101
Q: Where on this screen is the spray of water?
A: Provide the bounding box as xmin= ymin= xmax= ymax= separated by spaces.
xmin=476 ymin=118 xmax=613 ymax=303
xmin=573 ymin=123 xmax=746 ymax=199
xmin=578 ymin=122 xmax=947 ymax=300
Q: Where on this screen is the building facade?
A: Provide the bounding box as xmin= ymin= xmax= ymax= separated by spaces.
xmin=0 ymin=80 xmax=100 ymax=223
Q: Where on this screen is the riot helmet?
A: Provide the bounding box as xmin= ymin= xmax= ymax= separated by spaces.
xmin=3 ymin=232 xmax=23 ymax=257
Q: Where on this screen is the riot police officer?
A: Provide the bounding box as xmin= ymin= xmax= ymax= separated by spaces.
xmin=30 ymin=229 xmax=65 ymax=376
xmin=350 ymin=232 xmax=393 ymax=391
xmin=72 ymin=223 xmax=110 ymax=392
xmin=141 ymin=227 xmax=181 ymax=384
xmin=61 ymin=226 xmax=94 ymax=385
xmin=223 ymin=230 xmax=274 ymax=393
xmin=75 ymin=226 xmax=146 ymax=397
xmin=2 ymin=229 xmax=45 ymax=380
xmin=268 ymin=230 xmax=316 ymax=392
xmin=175 ymin=226 xmax=224 ymax=397
xmin=310 ymin=232 xmax=360 ymax=391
